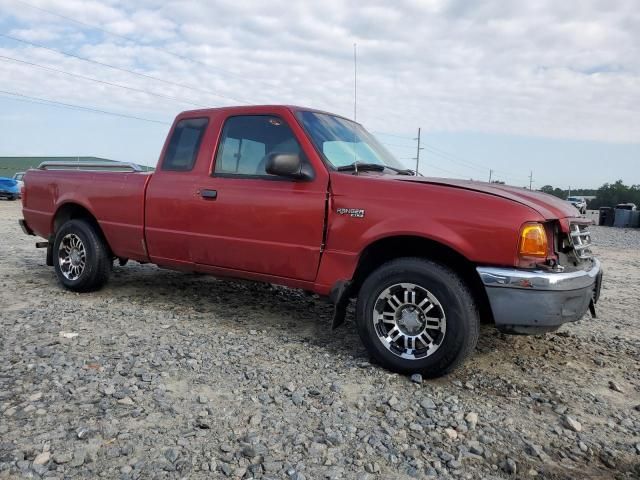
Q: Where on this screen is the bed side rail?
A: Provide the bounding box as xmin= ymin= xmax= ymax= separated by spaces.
xmin=37 ymin=161 xmax=144 ymax=172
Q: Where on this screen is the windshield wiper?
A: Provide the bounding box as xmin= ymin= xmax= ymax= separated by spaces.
xmin=337 ymin=162 xmax=384 ymax=173
xmin=384 ymin=165 xmax=416 ymax=176
xmin=337 ymin=162 xmax=416 ymax=175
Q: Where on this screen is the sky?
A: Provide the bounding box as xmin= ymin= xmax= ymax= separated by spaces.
xmin=0 ymin=0 xmax=639 ymax=189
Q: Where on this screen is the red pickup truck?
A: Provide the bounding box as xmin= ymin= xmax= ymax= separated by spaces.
xmin=20 ymin=105 xmax=602 ymax=377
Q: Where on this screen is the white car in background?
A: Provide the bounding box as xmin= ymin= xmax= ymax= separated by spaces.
xmin=567 ymin=196 xmax=587 ymax=215
xmin=12 ymin=172 xmax=25 ymax=193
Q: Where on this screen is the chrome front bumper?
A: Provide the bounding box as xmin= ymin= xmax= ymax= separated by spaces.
xmin=477 ymin=258 xmax=602 ymax=334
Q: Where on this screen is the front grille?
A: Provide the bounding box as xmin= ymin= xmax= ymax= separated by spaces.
xmin=569 ymin=223 xmax=593 ymax=260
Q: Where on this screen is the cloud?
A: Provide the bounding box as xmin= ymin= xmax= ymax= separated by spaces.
xmin=0 ymin=0 xmax=638 ymax=145
xmin=7 ymin=27 xmax=61 ymax=42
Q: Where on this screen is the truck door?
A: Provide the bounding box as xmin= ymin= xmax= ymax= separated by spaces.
xmin=189 ymin=113 xmax=328 ymax=281
xmin=145 ymin=117 xmax=211 ymax=269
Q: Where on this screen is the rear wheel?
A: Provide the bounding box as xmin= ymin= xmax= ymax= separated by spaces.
xmin=53 ymin=219 xmax=111 ymax=292
xmin=356 ymin=258 xmax=479 ymax=378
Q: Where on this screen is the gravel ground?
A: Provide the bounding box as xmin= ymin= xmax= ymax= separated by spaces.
xmin=1 ymin=200 xmax=639 ymax=480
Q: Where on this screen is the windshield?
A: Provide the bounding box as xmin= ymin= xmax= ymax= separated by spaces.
xmin=567 ymin=197 xmax=581 ymax=201
xmin=296 ymin=110 xmax=407 ymax=171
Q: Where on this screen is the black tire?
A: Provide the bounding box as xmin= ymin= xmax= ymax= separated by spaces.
xmin=356 ymin=257 xmax=479 ymax=378
xmin=53 ymin=219 xmax=112 ymax=292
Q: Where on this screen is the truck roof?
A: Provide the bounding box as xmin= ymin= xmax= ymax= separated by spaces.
xmin=177 ymin=105 xmax=355 ymax=123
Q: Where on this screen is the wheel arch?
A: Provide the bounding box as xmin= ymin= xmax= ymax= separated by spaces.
xmin=52 ymin=202 xmax=113 ymax=257
xmin=350 ymin=235 xmax=493 ymax=324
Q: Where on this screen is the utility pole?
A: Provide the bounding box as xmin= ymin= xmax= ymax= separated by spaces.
xmin=568 ymin=185 xmax=572 ymax=197
xmin=529 ymin=171 xmax=533 ymax=190
xmin=489 ymin=169 xmax=493 ymax=183
xmin=413 ymin=127 xmax=424 ymax=174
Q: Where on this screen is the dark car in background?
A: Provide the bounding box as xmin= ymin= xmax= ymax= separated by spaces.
xmin=0 ymin=178 xmax=20 ymax=200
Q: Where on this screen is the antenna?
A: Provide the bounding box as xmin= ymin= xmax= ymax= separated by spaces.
xmin=353 ymin=43 xmax=357 ymax=121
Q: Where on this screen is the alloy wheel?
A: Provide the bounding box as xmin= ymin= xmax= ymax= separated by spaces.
xmin=58 ymin=233 xmax=87 ymax=281
xmin=373 ymin=282 xmax=447 ymax=360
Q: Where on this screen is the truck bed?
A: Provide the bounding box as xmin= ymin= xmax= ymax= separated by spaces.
xmin=22 ymin=169 xmax=152 ymax=261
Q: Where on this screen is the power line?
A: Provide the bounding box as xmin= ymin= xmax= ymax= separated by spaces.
xmin=380 ymin=141 xmax=415 ymax=149
xmin=0 ymin=54 xmax=211 ymax=109
xmin=421 ymin=163 xmax=473 ymax=179
xmin=0 ymin=18 xmax=540 ymax=187
xmin=0 ymin=33 xmax=252 ymax=105
xmin=0 ymin=92 xmax=62 ymax=109
xmin=421 ymin=146 xmax=488 ymax=177
xmin=0 ymin=89 xmax=171 ymax=124
xmin=377 ymin=130 xmax=491 ymax=172
xmin=378 ymin=129 xmax=530 ymax=183
xmin=9 ymin=0 xmax=247 ymax=82
xmin=423 ymin=145 xmax=529 ymax=184
xmin=0 ymin=0 xmax=547 ymax=188
xmin=0 ymin=86 xmax=542 ymax=185
xmin=399 ymin=145 xmax=491 ymax=178
xmin=421 ymin=144 xmax=489 ymax=174
xmin=373 ymin=131 xmax=414 ymax=141
xmin=426 ymin=143 xmax=530 ymax=182
xmin=398 ymin=157 xmax=472 ymax=179
xmin=12 ymin=0 xmax=394 ymax=126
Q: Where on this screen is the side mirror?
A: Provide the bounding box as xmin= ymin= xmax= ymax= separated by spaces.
xmin=265 ymin=153 xmax=313 ymax=180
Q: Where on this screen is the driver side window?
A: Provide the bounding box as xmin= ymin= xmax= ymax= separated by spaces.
xmin=214 ymin=115 xmax=303 ymax=177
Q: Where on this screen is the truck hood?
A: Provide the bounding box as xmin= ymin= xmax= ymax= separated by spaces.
xmin=395 ymin=176 xmax=578 ymax=220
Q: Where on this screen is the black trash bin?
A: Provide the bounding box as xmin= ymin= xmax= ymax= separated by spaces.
xmin=598 ymin=207 xmax=614 ymax=226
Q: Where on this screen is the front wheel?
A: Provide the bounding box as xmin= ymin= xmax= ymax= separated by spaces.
xmin=356 ymin=258 xmax=479 ymax=378
xmin=53 ymin=219 xmax=112 ymax=292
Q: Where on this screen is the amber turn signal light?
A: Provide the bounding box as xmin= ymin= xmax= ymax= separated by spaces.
xmin=519 ymin=223 xmax=548 ymax=257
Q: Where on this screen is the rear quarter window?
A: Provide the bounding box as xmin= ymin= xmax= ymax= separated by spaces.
xmin=162 ymin=118 xmax=209 ymax=171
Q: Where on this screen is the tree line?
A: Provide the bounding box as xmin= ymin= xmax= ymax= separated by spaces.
xmin=539 ymin=180 xmax=640 ymax=209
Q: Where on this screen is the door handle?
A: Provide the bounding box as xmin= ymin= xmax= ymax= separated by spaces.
xmin=200 ymin=189 xmax=217 ymax=200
